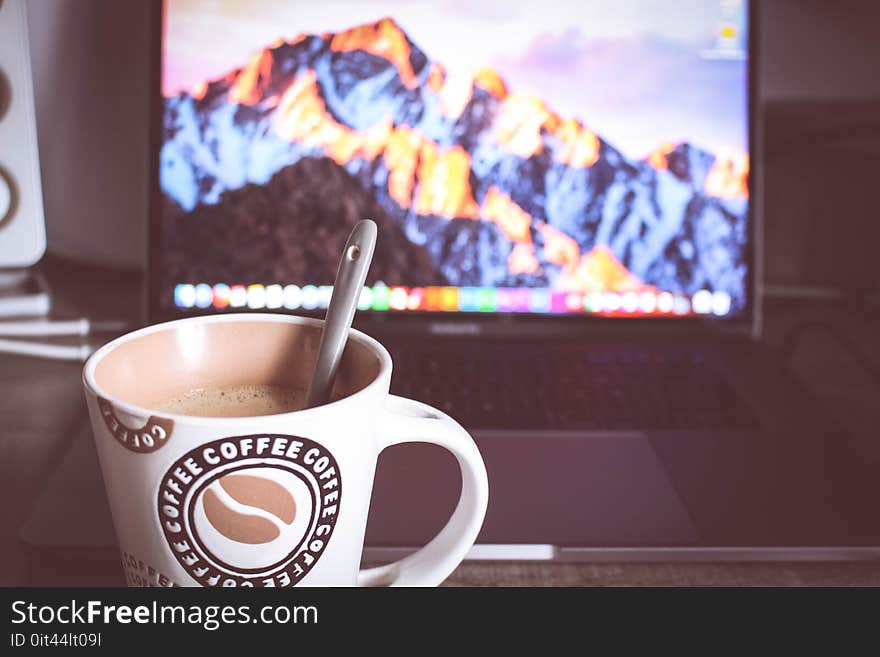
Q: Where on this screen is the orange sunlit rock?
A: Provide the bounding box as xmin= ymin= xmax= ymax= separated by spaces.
xmin=647 ymin=141 xmax=677 ymax=170
xmin=382 ymin=125 xmax=480 ymax=218
xmin=415 ymin=142 xmax=480 ymax=219
xmin=433 ymin=67 xmax=509 ymax=119
xmin=383 ymin=125 xmax=422 ymax=207
xmin=191 ymin=81 xmax=208 ymax=100
xmin=495 ymin=93 xmax=599 ymax=167
xmin=275 ymin=70 xmax=362 ymax=165
xmin=566 ymin=244 xmax=645 ymax=293
xmin=549 ymin=117 xmax=600 ymax=168
xmin=705 ymin=150 xmax=749 ymax=199
xmin=539 ymin=223 xmax=580 ymax=269
xmin=265 ymin=64 xmax=546 ymax=224
xmin=481 ymin=186 xmax=532 ymax=243
xmin=273 ymin=69 xmax=480 ymax=218
xmin=230 ymin=49 xmax=274 ymax=105
xmin=495 ymin=92 xmax=551 ymax=158
xmin=362 ymin=117 xmax=393 ymax=161
xmin=473 ymin=68 xmax=508 ymax=99
xmin=330 ymin=18 xmax=418 ymax=89
xmin=427 ymin=63 xmax=446 ymax=92
xmin=508 ymin=243 xmax=541 ymax=275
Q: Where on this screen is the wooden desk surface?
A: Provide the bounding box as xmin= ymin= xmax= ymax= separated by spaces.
xmin=2 ymin=257 xmax=879 ymax=587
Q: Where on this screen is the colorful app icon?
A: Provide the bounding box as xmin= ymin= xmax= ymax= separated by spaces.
xmin=247 ymin=284 xmax=266 ymax=309
xmin=357 ymin=286 xmax=373 ymax=311
xmin=692 ymin=289 xmax=712 ymax=314
xmin=564 ymin=292 xmax=584 ymax=312
xmin=212 ymin=283 xmax=230 ymax=309
xmin=282 ymin=284 xmax=302 ymax=310
xmin=194 ymin=283 xmax=213 ymax=309
xmin=265 ymin=284 xmax=283 ymax=309
xmin=719 ymin=23 xmax=737 ymax=41
xmin=229 ymin=285 xmax=247 ymax=308
xmin=477 ymin=287 xmax=496 ymax=312
xmin=550 ymin=291 xmax=568 ymax=313
xmin=440 ymin=287 xmax=459 ymax=312
xmin=711 ymin=291 xmax=732 ymax=316
xmin=371 ymin=285 xmax=390 ymax=311
xmin=458 ymin=287 xmax=479 ymax=312
xmin=301 ymin=285 xmax=320 ymax=310
xmin=621 ymin=291 xmax=638 ymax=313
xmin=174 ymin=284 xmax=195 ymax=309
xmin=510 ymin=288 xmax=531 ymax=312
xmin=673 ymin=295 xmax=691 ymax=315
xmin=602 ymin=291 xmax=621 ymax=312
xmin=496 ymin=288 xmax=514 ymax=312
xmin=389 ymin=286 xmax=408 ymax=310
xmin=318 ymin=285 xmax=334 ymax=309
xmin=585 ymin=291 xmax=604 ymax=313
xmin=423 ymin=287 xmax=442 ymax=311
xmin=530 ymin=289 xmax=550 ymax=313
xmin=407 ymin=287 xmax=425 ymax=310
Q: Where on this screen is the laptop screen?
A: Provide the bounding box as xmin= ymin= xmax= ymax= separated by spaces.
xmin=156 ymin=0 xmax=751 ymax=321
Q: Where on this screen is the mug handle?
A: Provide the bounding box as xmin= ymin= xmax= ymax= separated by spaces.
xmin=357 ymin=395 xmax=489 ymax=587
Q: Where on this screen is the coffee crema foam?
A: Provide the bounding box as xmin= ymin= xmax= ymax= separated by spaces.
xmin=154 ymin=384 xmax=308 ymax=418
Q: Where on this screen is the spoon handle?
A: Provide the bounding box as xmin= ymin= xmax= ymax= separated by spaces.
xmin=306 ymin=220 xmax=377 ymax=408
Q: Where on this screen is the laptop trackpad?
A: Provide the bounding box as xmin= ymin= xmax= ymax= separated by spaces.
xmin=366 ymin=434 xmax=700 ymax=547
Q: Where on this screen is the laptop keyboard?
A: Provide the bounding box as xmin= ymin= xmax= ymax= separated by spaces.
xmin=388 ymin=343 xmax=758 ymax=431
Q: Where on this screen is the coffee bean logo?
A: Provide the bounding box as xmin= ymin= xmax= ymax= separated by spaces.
xmin=158 ymin=434 xmax=341 ymax=587
xmin=201 ymin=474 xmax=297 ymax=544
xmin=192 ymin=467 xmax=310 ymax=571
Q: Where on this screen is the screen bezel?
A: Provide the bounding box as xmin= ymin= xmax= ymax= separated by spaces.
xmin=147 ymin=1 xmax=759 ymax=338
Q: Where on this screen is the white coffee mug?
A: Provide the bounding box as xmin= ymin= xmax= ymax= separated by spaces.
xmin=82 ymin=313 xmax=489 ymax=587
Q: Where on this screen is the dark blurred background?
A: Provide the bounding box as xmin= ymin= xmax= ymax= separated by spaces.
xmin=25 ymin=0 xmax=880 ymax=301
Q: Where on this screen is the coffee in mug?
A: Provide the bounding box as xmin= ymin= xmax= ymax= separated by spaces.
xmin=154 ymin=384 xmax=308 ymax=417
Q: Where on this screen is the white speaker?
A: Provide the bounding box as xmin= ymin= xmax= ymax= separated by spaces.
xmin=0 ymin=0 xmax=46 ymax=268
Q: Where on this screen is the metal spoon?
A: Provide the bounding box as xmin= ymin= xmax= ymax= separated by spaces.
xmin=306 ymin=219 xmax=377 ymax=408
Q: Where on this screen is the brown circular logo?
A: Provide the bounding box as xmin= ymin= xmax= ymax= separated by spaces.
xmin=157 ymin=434 xmax=341 ymax=587
xmin=98 ymin=397 xmax=173 ymax=453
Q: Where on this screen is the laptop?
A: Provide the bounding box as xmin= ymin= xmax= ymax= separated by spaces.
xmin=24 ymin=0 xmax=880 ymax=563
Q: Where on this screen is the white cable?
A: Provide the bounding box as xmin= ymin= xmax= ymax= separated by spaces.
xmin=0 ymin=318 xmax=90 ymax=336
xmin=0 ymin=338 xmax=94 ymax=361
xmin=0 ymin=318 xmax=131 ymax=337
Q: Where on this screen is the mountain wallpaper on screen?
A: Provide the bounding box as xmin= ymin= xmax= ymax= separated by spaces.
xmin=161 ymin=18 xmax=749 ymax=310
